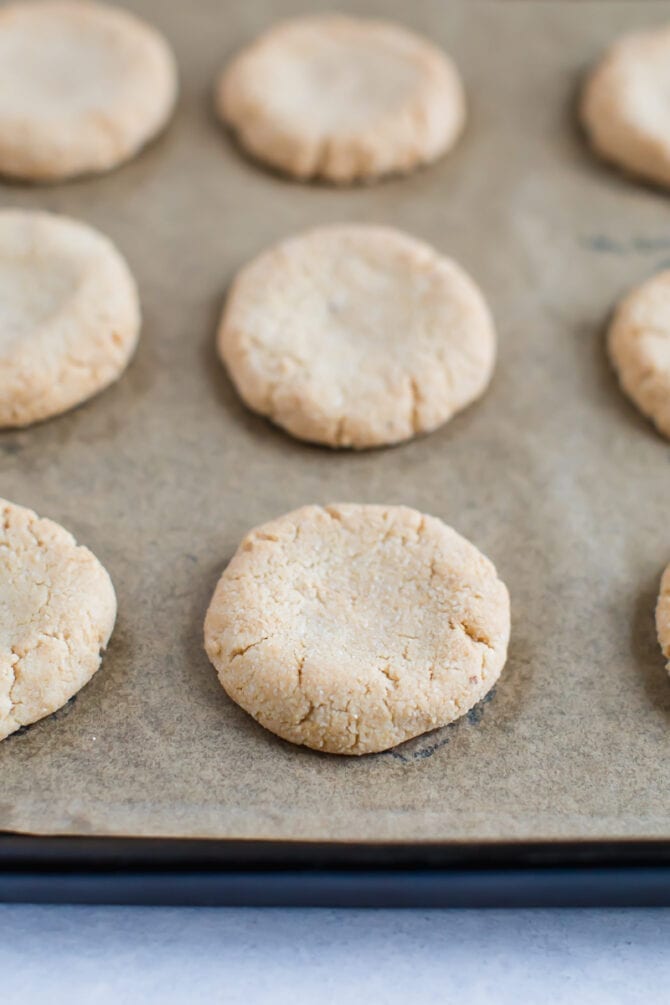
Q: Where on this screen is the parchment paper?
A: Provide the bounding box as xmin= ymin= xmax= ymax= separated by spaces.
xmin=2 ymin=0 xmax=670 ymax=842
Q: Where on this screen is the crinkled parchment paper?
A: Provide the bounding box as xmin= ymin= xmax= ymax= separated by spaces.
xmin=2 ymin=0 xmax=670 ymax=841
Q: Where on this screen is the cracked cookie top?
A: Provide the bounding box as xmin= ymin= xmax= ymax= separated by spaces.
xmin=0 ymin=209 xmax=140 ymax=428
xmin=0 ymin=497 xmax=117 ymax=740
xmin=581 ymin=25 xmax=670 ymax=191
xmin=216 ymin=14 xmax=465 ymax=184
xmin=0 ymin=0 xmax=177 ymax=181
xmin=218 ymin=225 xmax=496 ymax=449
xmin=204 ymin=503 xmax=510 ymax=755
xmin=608 ymin=269 xmax=670 ymax=440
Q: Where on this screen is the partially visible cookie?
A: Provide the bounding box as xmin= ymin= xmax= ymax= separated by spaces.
xmin=0 ymin=498 xmax=117 ymax=741
xmin=204 ymin=503 xmax=510 ymax=755
xmin=608 ymin=270 xmax=670 ymax=438
xmin=217 ymin=14 xmax=465 ymax=183
xmin=218 ymin=225 xmax=496 ymax=449
xmin=580 ymin=26 xmax=670 ymax=189
xmin=0 ymin=0 xmax=177 ymax=181
xmin=657 ymin=564 xmax=670 ymax=671
xmin=0 ymin=209 xmax=140 ymax=428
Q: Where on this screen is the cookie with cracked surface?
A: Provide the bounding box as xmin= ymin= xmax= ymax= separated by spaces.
xmin=218 ymin=225 xmax=496 ymax=449
xmin=580 ymin=25 xmax=670 ymax=189
xmin=0 ymin=498 xmax=117 ymax=741
xmin=216 ymin=14 xmax=465 ymax=184
xmin=657 ymin=564 xmax=670 ymax=672
xmin=0 ymin=0 xmax=177 ymax=181
xmin=608 ymin=269 xmax=670 ymax=439
xmin=204 ymin=504 xmax=510 ymax=755
xmin=0 ymin=209 xmax=140 ymax=428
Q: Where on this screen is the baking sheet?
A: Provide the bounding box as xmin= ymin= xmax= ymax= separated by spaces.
xmin=2 ymin=0 xmax=670 ymax=842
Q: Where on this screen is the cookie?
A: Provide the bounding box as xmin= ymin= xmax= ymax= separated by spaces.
xmin=580 ymin=26 xmax=670 ymax=189
xmin=218 ymin=225 xmax=496 ymax=449
xmin=608 ymin=269 xmax=670 ymax=438
xmin=216 ymin=14 xmax=465 ymax=183
xmin=657 ymin=563 xmax=670 ymax=671
xmin=204 ymin=504 xmax=510 ymax=756
xmin=0 ymin=209 xmax=140 ymax=428
xmin=0 ymin=0 xmax=177 ymax=181
xmin=0 ymin=498 xmax=116 ymax=741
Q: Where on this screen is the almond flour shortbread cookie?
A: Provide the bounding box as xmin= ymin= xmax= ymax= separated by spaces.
xmin=0 ymin=498 xmax=117 ymax=741
xmin=219 ymin=225 xmax=496 ymax=449
xmin=581 ymin=26 xmax=670 ymax=189
xmin=216 ymin=14 xmax=465 ymax=183
xmin=657 ymin=564 xmax=670 ymax=672
xmin=204 ymin=504 xmax=510 ymax=755
xmin=608 ymin=270 xmax=670 ymax=438
xmin=0 ymin=0 xmax=177 ymax=181
xmin=0 ymin=209 xmax=140 ymax=427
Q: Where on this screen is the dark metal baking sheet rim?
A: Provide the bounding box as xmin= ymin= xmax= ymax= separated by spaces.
xmin=3 ymin=835 xmax=670 ymax=906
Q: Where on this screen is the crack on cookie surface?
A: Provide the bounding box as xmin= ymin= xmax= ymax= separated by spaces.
xmin=0 ymin=497 xmax=116 ymax=741
xmin=205 ymin=503 xmax=510 ymax=755
xmin=229 ymin=636 xmax=270 ymax=661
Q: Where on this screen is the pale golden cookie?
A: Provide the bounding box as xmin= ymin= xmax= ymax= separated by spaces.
xmin=0 ymin=209 xmax=140 ymax=428
xmin=217 ymin=14 xmax=465 ymax=183
xmin=218 ymin=225 xmax=496 ymax=449
xmin=608 ymin=270 xmax=670 ymax=438
xmin=581 ymin=25 xmax=670 ymax=189
xmin=0 ymin=497 xmax=116 ymax=741
xmin=0 ymin=0 xmax=177 ymax=181
xmin=657 ymin=564 xmax=670 ymax=671
xmin=204 ymin=504 xmax=510 ymax=755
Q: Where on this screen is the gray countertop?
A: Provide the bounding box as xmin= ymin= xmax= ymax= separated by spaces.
xmin=1 ymin=905 xmax=668 ymax=1003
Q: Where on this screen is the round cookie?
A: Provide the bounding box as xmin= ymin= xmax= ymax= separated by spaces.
xmin=608 ymin=269 xmax=670 ymax=438
xmin=216 ymin=14 xmax=465 ymax=183
xmin=0 ymin=209 xmax=140 ymax=428
xmin=0 ymin=0 xmax=177 ymax=181
xmin=204 ymin=504 xmax=510 ymax=756
xmin=218 ymin=225 xmax=496 ymax=449
xmin=580 ymin=26 xmax=670 ymax=189
xmin=657 ymin=563 xmax=670 ymax=671
xmin=0 ymin=497 xmax=116 ymax=741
